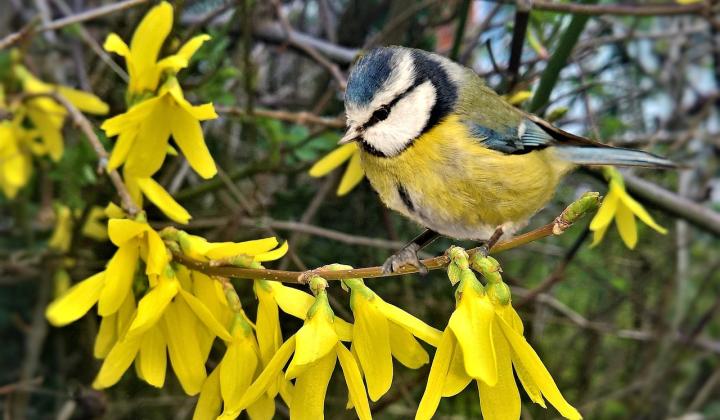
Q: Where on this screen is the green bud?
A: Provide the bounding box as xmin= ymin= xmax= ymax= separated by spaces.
xmin=447 ymin=263 xmax=462 ymax=285
xmin=308 ymin=276 xmax=329 ymax=296
xmin=546 ymin=106 xmax=569 ymax=122
xmin=228 ymin=254 xmax=255 ymax=268
xmin=459 ymin=268 xmax=478 ymax=286
xmin=471 ymin=254 xmax=503 ymax=284
xmin=488 ymin=282 xmax=511 ymax=306
xmin=448 ymin=246 xmax=470 ymax=270
xmin=224 ymin=283 xmax=243 ymax=313
xmin=307 ymin=289 xmax=334 ymax=320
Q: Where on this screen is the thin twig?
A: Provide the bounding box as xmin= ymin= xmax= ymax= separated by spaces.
xmin=217 ymin=106 xmax=345 ymax=128
xmin=498 ymin=0 xmax=712 ymax=16
xmin=43 ymin=93 xmax=140 ymax=216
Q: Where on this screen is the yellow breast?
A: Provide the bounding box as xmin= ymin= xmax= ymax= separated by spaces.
xmin=359 ymin=115 xmax=573 ymax=240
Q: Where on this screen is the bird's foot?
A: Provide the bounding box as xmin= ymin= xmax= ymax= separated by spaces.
xmin=382 ymin=243 xmax=427 ymax=274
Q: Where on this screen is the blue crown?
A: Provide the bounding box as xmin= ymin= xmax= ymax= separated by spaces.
xmin=345 ymin=48 xmax=395 ymax=106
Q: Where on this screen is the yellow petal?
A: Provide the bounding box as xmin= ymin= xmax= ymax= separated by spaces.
xmin=116 ymin=291 xmax=137 ymax=337
xmin=144 ymin=228 xmax=169 ymax=276
xmin=179 ymin=288 xmax=232 ymax=341
xmin=448 ymin=290 xmax=497 ymax=385
xmin=103 ymin=33 xmax=130 ymax=57
xmin=254 ymin=241 xmax=288 ymax=262
xmin=290 ymin=352 xmax=336 ymax=420
xmin=287 ymin=303 xmax=338 ymax=378
xmin=221 ymin=336 xmax=258 ymax=410
xmin=236 ymin=336 xmax=296 ymax=410
xmin=309 ymin=143 xmax=357 ymax=178
xmin=353 ymin=297 xmax=392 ymax=401
xmin=270 ymin=282 xmax=315 ymax=319
xmin=138 ymin=324 xmax=167 ymax=387
xmin=81 ymin=206 xmax=109 ymax=241
xmin=254 ymin=282 xmax=283 ymax=366
xmin=193 ymin=271 xmax=231 ymax=327
xmin=337 ymin=151 xmax=364 ymax=196
xmin=45 ymin=271 xmax=105 ymax=326
xmin=101 ymin=96 xmax=159 ymax=137
xmin=124 ymin=100 xmax=171 ymax=176
xmin=442 ymin=338 xmax=471 ymax=397
xmin=170 ymin=107 xmax=217 ymax=179
xmin=376 ymin=298 xmax=442 ymax=346
xmin=164 ymin=80 xmax=218 ymax=120
xmin=27 ymin=109 xmax=63 ymax=161
xmin=205 ymin=237 xmax=279 ymax=260
xmin=126 ymin=277 xmax=178 ymax=337
xmin=93 ymin=335 xmax=142 ymax=389
xmin=336 ymin=344 xmax=372 ymax=420
xmin=98 ymin=241 xmax=139 ymax=316
xmin=478 ymin=322 xmax=521 ymax=420
xmin=589 ymin=188 xmax=619 ymax=232
xmin=162 ymin=300 xmax=208 ymax=395
xmin=94 ymin=311 xmax=117 ymax=358
xmin=506 ymin=90 xmax=533 ymax=105
xmin=499 ymin=317 xmax=581 ymax=420
xmin=388 ymin=321 xmax=429 ymax=369
xmin=247 ymin=393 xmax=276 ymax=420
xmin=107 ymin=219 xmax=147 ymax=246
xmin=618 ymin=188 xmax=668 ymax=234
xmin=177 ymin=34 xmax=211 ymax=62
xmin=615 ymin=202 xmax=638 ymax=249
xmin=416 ymin=329 xmax=455 ymax=420
xmin=56 ymin=86 xmax=108 ymax=115
xmin=129 ymin=1 xmax=173 ymax=91
xmin=193 ymin=365 xmax=222 ymax=420
xmin=135 ymin=176 xmax=191 ymax=224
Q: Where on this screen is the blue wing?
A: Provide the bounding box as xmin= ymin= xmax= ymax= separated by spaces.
xmin=463 ymin=118 xmax=554 ymax=155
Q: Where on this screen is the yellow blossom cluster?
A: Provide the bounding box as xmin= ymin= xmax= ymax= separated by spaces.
xmin=0 ymin=57 xmax=108 ymax=198
xmin=100 ymin=1 xmax=218 ymax=224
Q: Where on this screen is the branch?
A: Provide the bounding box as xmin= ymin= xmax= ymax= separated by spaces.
xmin=172 ymin=193 xmax=601 ymax=283
xmin=0 ymin=0 xmax=149 ymax=50
xmin=506 ymin=0 xmax=712 ymax=16
xmin=217 ymin=106 xmax=345 ymax=128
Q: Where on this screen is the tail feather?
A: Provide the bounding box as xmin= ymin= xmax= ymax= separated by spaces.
xmin=555 ymin=146 xmax=677 ymax=169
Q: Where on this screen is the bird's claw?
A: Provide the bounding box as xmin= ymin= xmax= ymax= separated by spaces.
xmin=382 ymin=243 xmax=427 ymax=275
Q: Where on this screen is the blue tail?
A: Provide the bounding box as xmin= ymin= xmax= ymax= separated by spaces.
xmin=555 ymin=146 xmax=677 ymax=169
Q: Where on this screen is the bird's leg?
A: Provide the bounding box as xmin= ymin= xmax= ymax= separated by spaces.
xmin=382 ymin=229 xmax=440 ymax=274
xmin=478 ymin=226 xmax=505 ymax=257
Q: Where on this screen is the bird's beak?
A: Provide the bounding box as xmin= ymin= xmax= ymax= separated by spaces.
xmin=338 ymin=127 xmax=359 ymax=145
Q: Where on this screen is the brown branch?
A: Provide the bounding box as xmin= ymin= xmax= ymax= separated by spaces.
xmin=172 ymin=194 xmax=598 ymax=283
xmin=0 ymin=0 xmax=149 ymax=50
xmin=44 ymin=93 xmax=140 ymax=217
xmin=217 ymin=106 xmax=345 ymax=128
xmin=511 ymin=0 xmax=712 ymax=16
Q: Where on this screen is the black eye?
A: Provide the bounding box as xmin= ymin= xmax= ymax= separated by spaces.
xmin=372 ymin=106 xmax=390 ymax=123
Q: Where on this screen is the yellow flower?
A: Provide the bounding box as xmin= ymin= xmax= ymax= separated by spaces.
xmin=0 ymin=118 xmax=34 ymax=198
xmin=48 ymin=205 xmax=73 ymax=252
xmin=45 ymin=217 xmax=170 ymax=325
xmin=102 ymin=1 xmax=210 ymax=94
xmin=14 ymin=64 xmax=108 ymax=161
xmin=309 ymin=142 xmax=365 ymax=196
xmin=345 ymin=278 xmax=441 ymax=401
xmin=236 ymin=284 xmax=369 ymax=420
xmin=589 ymin=167 xmax=667 ymax=249
xmin=81 ymin=206 xmax=109 ymax=241
xmin=101 ymin=78 xmax=217 ymax=178
xmin=125 ymin=171 xmax=191 ymax=224
xmin=177 ymin=232 xmax=289 ymax=265
xmin=417 ymin=275 xmax=581 ymax=420
xmin=94 ymin=266 xmax=233 ymax=394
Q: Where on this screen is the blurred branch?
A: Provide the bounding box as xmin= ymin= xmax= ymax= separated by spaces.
xmin=252 ymin=22 xmax=359 ymax=64
xmin=0 ymin=0 xmax=149 ymax=50
xmin=497 ymin=0 xmax=711 ymax=16
xmin=506 ymin=0 xmax=532 ymax=91
xmin=449 ymin=0 xmax=471 ymax=61
xmin=217 ymin=106 xmax=345 ymax=128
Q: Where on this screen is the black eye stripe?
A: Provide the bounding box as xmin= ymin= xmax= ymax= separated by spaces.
xmin=360 ymin=78 xmax=426 ymax=130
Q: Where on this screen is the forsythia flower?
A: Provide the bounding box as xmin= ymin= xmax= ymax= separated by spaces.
xmin=0 ymin=116 xmax=33 ymax=198
xmin=589 ymin=167 xmax=667 ymax=249
xmin=48 ymin=205 xmax=73 ymax=252
xmin=102 ymin=1 xmax=209 ymax=95
xmin=417 ymin=252 xmax=581 ymax=420
xmin=344 ymin=277 xmax=441 ymax=401
xmin=102 ymin=78 xmax=218 ymax=178
xmin=124 ymin=171 xmax=192 ymax=224
xmin=45 ymin=217 xmax=170 ymax=325
xmin=236 ymin=279 xmax=369 ymax=420
xmin=14 ymin=64 xmax=109 ymax=161
xmin=176 ymin=231 xmax=289 ymax=264
xmin=309 ymin=142 xmax=364 ymax=196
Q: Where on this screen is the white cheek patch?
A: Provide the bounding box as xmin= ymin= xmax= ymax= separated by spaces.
xmin=346 ymin=51 xmax=415 ymax=125
xmin=363 ymin=80 xmax=437 ymax=156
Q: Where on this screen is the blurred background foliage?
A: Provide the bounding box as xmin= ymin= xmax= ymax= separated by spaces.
xmin=1 ymin=0 xmax=720 ymax=419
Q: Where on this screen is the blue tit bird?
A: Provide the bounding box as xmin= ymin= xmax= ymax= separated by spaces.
xmin=340 ymin=46 xmax=676 ymax=273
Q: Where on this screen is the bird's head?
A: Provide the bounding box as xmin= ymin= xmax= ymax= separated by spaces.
xmin=341 ymin=47 xmax=458 ymax=157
